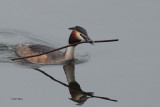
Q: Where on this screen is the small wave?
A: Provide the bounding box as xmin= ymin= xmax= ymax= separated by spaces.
xmin=0 ymin=29 xmax=53 ymax=46
xmin=0 ymin=44 xmax=16 ymax=63
xmin=0 ymin=29 xmax=52 ymax=66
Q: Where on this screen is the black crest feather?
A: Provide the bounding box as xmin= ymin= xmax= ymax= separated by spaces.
xmin=69 ymin=26 xmax=88 ymax=36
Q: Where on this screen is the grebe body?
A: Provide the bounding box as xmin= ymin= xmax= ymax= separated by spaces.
xmin=16 ymin=26 xmax=92 ymax=64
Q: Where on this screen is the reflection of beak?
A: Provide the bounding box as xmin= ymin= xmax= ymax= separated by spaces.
xmin=84 ymin=36 xmax=94 ymax=45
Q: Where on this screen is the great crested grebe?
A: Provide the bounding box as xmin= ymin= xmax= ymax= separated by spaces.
xmin=16 ymin=26 xmax=93 ymax=64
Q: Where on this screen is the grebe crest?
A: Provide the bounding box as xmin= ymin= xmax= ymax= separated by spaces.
xmin=16 ymin=26 xmax=93 ymax=64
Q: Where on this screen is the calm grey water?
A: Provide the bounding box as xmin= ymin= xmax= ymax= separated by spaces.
xmin=0 ymin=0 xmax=160 ymax=107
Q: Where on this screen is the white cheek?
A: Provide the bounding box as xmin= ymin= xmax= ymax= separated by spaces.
xmin=77 ymin=33 xmax=85 ymax=41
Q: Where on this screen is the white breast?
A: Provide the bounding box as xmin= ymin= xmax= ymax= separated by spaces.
xmin=64 ymin=46 xmax=75 ymax=60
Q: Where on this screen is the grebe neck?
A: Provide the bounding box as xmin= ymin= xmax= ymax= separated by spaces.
xmin=64 ymin=46 xmax=75 ymax=61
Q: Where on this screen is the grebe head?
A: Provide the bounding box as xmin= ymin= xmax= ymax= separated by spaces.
xmin=68 ymin=26 xmax=93 ymax=44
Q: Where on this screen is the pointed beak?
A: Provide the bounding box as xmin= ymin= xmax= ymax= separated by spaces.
xmin=84 ymin=36 xmax=94 ymax=45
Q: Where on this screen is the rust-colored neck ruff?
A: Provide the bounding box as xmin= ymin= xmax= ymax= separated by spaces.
xmin=69 ymin=30 xmax=83 ymax=44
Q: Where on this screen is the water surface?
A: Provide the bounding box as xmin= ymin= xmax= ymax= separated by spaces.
xmin=0 ymin=0 xmax=160 ymax=107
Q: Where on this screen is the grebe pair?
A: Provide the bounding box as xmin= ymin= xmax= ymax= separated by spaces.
xmin=16 ymin=26 xmax=93 ymax=64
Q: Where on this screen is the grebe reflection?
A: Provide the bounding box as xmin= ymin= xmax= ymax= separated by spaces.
xmin=34 ymin=61 xmax=117 ymax=105
xmin=63 ymin=61 xmax=93 ymax=105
